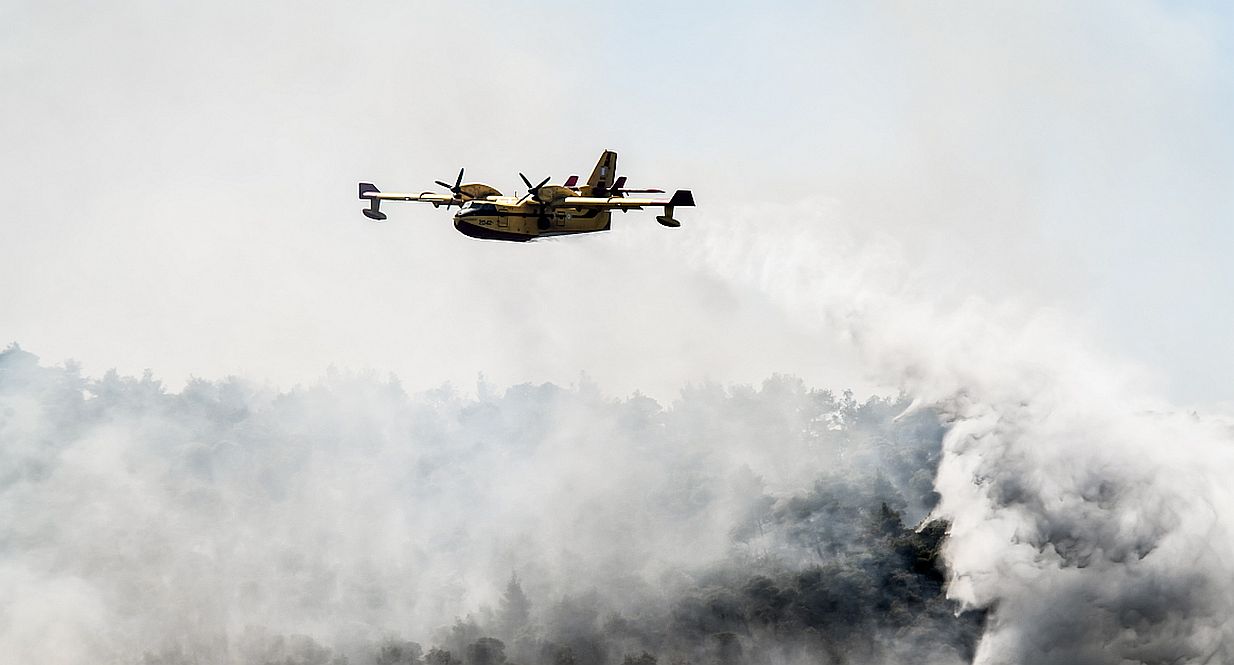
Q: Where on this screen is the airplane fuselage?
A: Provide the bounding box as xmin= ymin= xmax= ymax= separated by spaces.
xmin=452 ymin=197 xmax=613 ymax=242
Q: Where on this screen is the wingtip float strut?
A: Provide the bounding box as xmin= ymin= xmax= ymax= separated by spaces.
xmin=358 ymin=183 xmax=387 ymax=220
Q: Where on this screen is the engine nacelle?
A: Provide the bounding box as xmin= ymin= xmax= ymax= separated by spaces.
xmin=536 ymin=185 xmax=575 ymax=204
xmin=458 ymin=183 xmax=503 ymax=199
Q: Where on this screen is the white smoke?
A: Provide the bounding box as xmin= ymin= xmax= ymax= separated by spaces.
xmin=676 ymin=205 xmax=1234 ymax=664
xmin=5 ymin=198 xmax=1234 ymax=665
xmin=5 ymin=190 xmax=1234 ymax=665
xmin=0 ymin=340 xmax=971 ymax=665
xmin=931 ymin=350 xmax=1234 ymax=664
xmin=3 ymin=0 xmax=1232 ymax=662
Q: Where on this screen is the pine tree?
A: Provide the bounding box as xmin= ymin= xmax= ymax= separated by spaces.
xmin=498 ymin=573 xmax=532 ymax=640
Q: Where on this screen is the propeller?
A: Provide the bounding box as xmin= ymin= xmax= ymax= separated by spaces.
xmin=518 ymin=173 xmax=551 ymax=204
xmin=435 ymin=168 xmax=465 ymax=209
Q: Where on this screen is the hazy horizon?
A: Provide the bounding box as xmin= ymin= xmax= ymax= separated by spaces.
xmin=3 ymin=0 xmax=1232 ymax=408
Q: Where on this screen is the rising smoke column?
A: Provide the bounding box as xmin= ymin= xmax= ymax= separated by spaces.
xmin=680 ymin=207 xmax=1234 ymax=664
xmin=928 ymin=347 xmax=1234 ymax=664
xmin=850 ymin=271 xmax=1234 ymax=664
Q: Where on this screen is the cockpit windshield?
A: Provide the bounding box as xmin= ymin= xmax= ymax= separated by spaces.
xmin=460 ymin=201 xmax=497 ymax=215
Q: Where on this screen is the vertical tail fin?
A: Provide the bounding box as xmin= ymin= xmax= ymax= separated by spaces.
xmin=586 ymin=150 xmax=617 ymax=193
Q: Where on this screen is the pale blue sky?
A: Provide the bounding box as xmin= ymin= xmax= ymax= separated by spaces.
xmin=1 ymin=0 xmax=1231 ymax=405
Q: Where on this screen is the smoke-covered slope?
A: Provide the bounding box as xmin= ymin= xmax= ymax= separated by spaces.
xmin=673 ymin=201 xmax=1234 ymax=665
xmin=9 ymin=277 xmax=1234 ymax=665
xmin=0 ymin=344 xmax=978 ymax=665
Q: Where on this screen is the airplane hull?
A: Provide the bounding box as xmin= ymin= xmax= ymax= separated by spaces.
xmin=453 ymin=210 xmax=612 ymax=242
xmin=453 ymin=219 xmax=534 ymax=242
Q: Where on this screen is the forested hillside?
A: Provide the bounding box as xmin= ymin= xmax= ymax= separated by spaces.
xmin=0 ymin=345 xmax=981 ymax=665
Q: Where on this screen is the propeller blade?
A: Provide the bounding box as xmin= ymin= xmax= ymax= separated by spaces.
xmin=434 ymin=167 xmax=467 ymax=197
xmin=518 ymin=173 xmax=551 ymax=202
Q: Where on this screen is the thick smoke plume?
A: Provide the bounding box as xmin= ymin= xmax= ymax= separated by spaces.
xmin=680 ymin=210 xmax=1234 ymax=664
xmin=6 ymin=216 xmax=1234 ymax=665
xmin=927 ymin=346 xmax=1234 ymax=664
xmin=8 ymin=206 xmax=1234 ymax=665
xmin=0 ymin=345 xmax=978 ymax=665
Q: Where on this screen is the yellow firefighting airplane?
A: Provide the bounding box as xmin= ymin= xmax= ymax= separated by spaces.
xmin=358 ymin=150 xmax=694 ymax=241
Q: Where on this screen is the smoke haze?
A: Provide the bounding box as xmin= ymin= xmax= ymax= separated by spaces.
xmin=5 ymin=207 xmax=1234 ymax=664
xmin=0 ymin=346 xmax=976 ymax=664
xmin=4 ymin=1 xmax=1234 ymax=664
xmin=2 ymin=0 xmax=1231 ymax=403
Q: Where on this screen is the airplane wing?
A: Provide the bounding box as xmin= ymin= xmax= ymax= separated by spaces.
xmin=557 ymin=189 xmax=695 ymax=210
xmin=556 ymin=189 xmax=695 ymax=227
xmin=366 ymin=191 xmax=454 ymax=204
xmin=359 ymin=182 xmax=455 ymax=220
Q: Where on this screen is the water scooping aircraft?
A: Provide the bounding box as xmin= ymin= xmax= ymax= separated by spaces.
xmin=358 ymin=150 xmax=694 ymax=241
